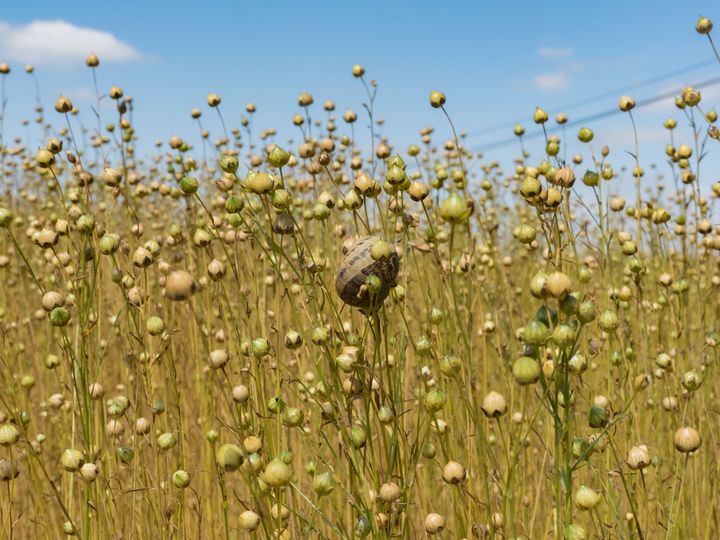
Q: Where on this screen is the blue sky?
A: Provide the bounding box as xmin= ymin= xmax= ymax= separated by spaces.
xmin=2 ymin=0 xmax=720 ymax=185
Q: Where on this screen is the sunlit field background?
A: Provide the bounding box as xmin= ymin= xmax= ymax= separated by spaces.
xmin=2 ymin=3 xmax=720 ymax=539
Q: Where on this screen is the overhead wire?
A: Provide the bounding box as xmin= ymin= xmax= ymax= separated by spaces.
xmin=465 ymin=58 xmax=716 ymax=139
xmin=470 ymin=74 xmax=720 ymax=152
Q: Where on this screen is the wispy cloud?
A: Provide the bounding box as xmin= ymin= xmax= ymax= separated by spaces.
xmin=66 ymin=87 xmax=98 ymax=103
xmin=601 ymin=126 xmax=669 ymax=146
xmin=642 ymin=81 xmax=720 ymax=114
xmin=0 ymin=20 xmax=142 ymax=66
xmin=539 ymin=46 xmax=574 ymax=58
xmin=532 ymin=71 xmax=570 ymax=91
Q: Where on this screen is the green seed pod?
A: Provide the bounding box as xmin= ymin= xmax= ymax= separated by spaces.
xmin=45 ymin=354 xmax=60 ymax=369
xmin=284 ymin=330 xmax=303 ymax=349
xmin=245 ymin=171 xmax=273 ymax=194
xmin=334 ymin=351 xmax=357 ymax=372
xmin=428 ymin=307 xmax=444 ymax=324
xmin=582 ymin=170 xmax=599 ymax=187
xmin=529 ymin=272 xmax=549 ymax=299
xmin=0 ymin=424 xmax=20 ymax=446
xmin=157 ymin=432 xmax=177 ymax=450
xmin=350 ymin=426 xmax=367 ymax=449
xmin=577 ymin=301 xmax=596 ymax=323
xmin=267 ymin=396 xmax=286 ymax=414
xmin=415 ymin=335 xmax=432 ymax=355
xmin=99 ymin=233 xmax=120 ymax=255
xmin=76 ymin=214 xmax=95 ymax=235
xmin=354 ymin=514 xmax=372 ymax=538
xmin=238 ymin=510 xmax=261 ymax=532
xmin=588 ymin=406 xmax=608 ymax=428
xmin=106 ymin=400 xmax=125 ymax=418
xmin=552 ymin=324 xmax=575 ymax=348
xmin=535 ymin=305 xmax=559 ymax=327
xmin=577 ymin=127 xmax=594 ymax=143
xmin=370 ymin=240 xmax=393 ymax=261
xmin=520 ymin=176 xmax=541 ymax=198
xmin=574 ymin=486 xmax=601 ymax=510
xmin=61 ymin=449 xmax=85 ymax=471
xmin=50 ymin=307 xmax=71 ymax=327
xmin=598 ymin=310 xmax=619 ymax=332
xmin=516 ymin=223 xmax=537 ymax=244
xmin=633 ymin=373 xmax=650 ymax=391
xmin=312 ymin=202 xmax=331 ymax=220
xmin=546 ymin=140 xmax=559 ymax=156
xmin=533 ymin=107 xmax=548 ymax=124
xmin=578 ymin=266 xmax=592 ymax=283
xmin=681 ymin=370 xmax=703 ymax=391
xmin=36 ymin=149 xmax=55 ymax=168
xmin=281 ymin=407 xmax=304 ymax=427
xmin=628 ymin=257 xmax=644 ymax=274
xmin=568 ymin=353 xmax=587 ymax=375
xmin=312 ymin=471 xmax=335 ymax=496
xmin=0 ymin=208 xmax=13 ymax=228
xmin=116 ymin=446 xmax=134 ymax=463
xmin=179 ymin=176 xmax=198 ymax=195
xmin=559 ymin=293 xmax=578 ymax=316
xmin=268 ymin=145 xmax=290 ymax=168
xmin=438 ymin=354 xmax=462 ymax=377
xmin=263 ymin=458 xmax=292 ymax=487
xmin=622 ymin=241 xmax=637 ymax=256
xmin=512 ymin=356 xmax=540 ymax=385
xmin=172 ymin=469 xmax=191 ymax=489
xmin=219 ymin=154 xmax=239 ymax=174
xmin=429 ymin=91 xmax=446 ymax=108
xmin=572 ymin=437 xmax=594 ymax=459
xmin=377 ymin=406 xmax=394 ymax=424
xmin=523 ymin=320 xmax=549 ymax=346
xmin=422 ymin=442 xmax=436 ymax=459
xmin=251 ymin=338 xmax=270 ymax=357
xmin=439 ymin=192 xmax=471 ymax=224
xmin=655 ymin=353 xmax=672 ymax=370
xmin=225 ymin=195 xmax=244 ymax=213
xmin=193 ymin=229 xmax=211 ymax=249
xmin=146 ymin=316 xmax=165 ymax=336
xmin=216 ymin=444 xmax=243 ymax=472
xmin=271 ymin=189 xmax=292 ymax=210
xmin=311 ymin=326 xmax=329 ymax=345
xmin=696 ymin=16 xmax=713 ymax=34
xmin=386 ymin=164 xmax=407 ymax=185
xmin=423 ymin=390 xmax=447 ymax=413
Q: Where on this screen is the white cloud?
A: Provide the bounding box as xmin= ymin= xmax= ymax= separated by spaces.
xmin=66 ymin=87 xmax=97 ymax=102
xmin=532 ymin=71 xmax=570 ymax=91
xmin=0 ymin=20 xmax=142 ymax=66
xmin=539 ymin=47 xmax=574 ymax=58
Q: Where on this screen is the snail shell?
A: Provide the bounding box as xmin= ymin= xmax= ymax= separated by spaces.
xmin=335 ymin=236 xmax=399 ymax=310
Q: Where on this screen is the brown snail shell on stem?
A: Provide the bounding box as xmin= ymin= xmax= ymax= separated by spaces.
xmin=335 ymin=236 xmax=399 ymax=311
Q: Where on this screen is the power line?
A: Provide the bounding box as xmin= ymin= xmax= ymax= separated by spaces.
xmin=465 ymin=59 xmax=716 ymax=139
xmin=470 ymin=74 xmax=720 ymax=152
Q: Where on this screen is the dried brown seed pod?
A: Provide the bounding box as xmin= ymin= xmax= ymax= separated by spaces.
xmin=165 ymin=270 xmax=197 ymax=301
xmin=335 ymin=236 xmax=399 ymax=311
